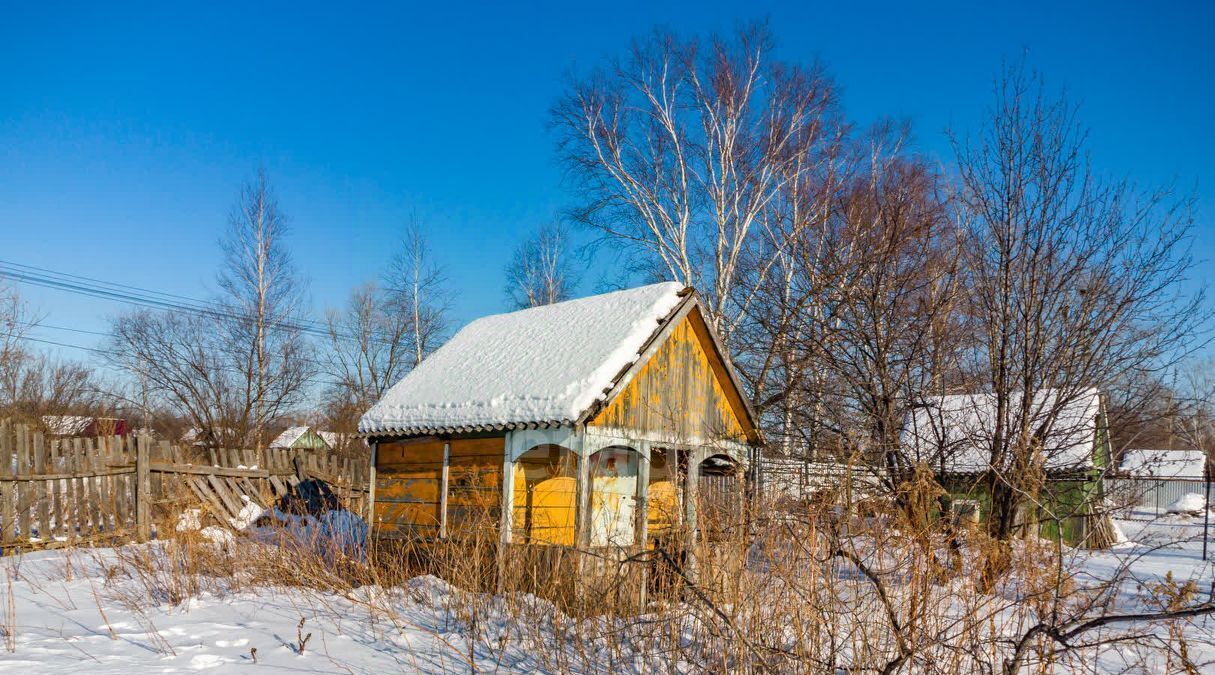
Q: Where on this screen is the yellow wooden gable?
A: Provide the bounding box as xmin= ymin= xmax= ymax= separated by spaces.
xmin=589 ymin=306 xmax=756 ymax=444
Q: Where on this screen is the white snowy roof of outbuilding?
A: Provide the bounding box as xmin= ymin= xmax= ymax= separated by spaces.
xmin=901 ymin=388 xmax=1103 ymax=474
xmin=359 ymin=282 xmax=688 ymax=436
xmin=270 ymin=426 xmax=313 ymax=449
xmin=41 ymin=415 xmax=93 ymax=436
xmin=1120 ymin=449 xmax=1208 ymax=479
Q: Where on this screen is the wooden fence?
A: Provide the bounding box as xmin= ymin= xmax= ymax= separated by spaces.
xmin=0 ymin=420 xmax=370 ymax=555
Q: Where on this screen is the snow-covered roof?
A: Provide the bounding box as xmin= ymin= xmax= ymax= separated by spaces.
xmin=318 ymin=431 xmax=341 ymax=448
xmin=901 ymin=388 xmax=1103 ymax=474
xmin=270 ymin=426 xmax=312 ymax=449
xmin=1120 ymin=449 xmax=1208 ymax=479
xmin=360 ymin=282 xmax=688 ymax=435
xmin=42 ymin=415 xmax=93 ymax=436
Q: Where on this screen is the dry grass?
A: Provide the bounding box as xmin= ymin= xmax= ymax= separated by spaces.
xmin=21 ymin=483 xmax=1209 ymax=674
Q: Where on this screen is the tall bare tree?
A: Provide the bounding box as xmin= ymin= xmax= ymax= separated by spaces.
xmin=504 ymin=221 xmax=578 ymax=309
xmin=552 ymin=23 xmax=845 ymax=344
xmin=384 ymin=221 xmax=450 ymax=368
xmin=217 ymin=169 xmax=312 ymax=453
xmin=322 ymin=282 xmax=414 ymax=422
xmin=951 ymin=64 xmax=1207 ymax=544
xmin=110 ymin=170 xmax=312 ymax=451
xmin=0 ymin=284 xmax=101 ymax=423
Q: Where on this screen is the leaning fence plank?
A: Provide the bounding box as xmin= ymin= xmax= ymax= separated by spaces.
xmin=206 ymin=473 xmax=242 ymax=518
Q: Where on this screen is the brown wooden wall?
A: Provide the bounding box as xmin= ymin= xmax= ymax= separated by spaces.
xmin=374 ymin=436 xmax=505 ymax=538
xmin=590 ymin=309 xmax=752 ymax=443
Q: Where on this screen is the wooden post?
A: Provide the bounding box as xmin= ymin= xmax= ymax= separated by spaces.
xmin=135 ymin=434 xmax=151 ymax=542
xmin=439 ymin=441 xmax=450 ymax=539
xmin=16 ymin=424 xmax=30 ymax=544
xmin=575 ymin=434 xmax=591 ymax=549
xmin=684 ymin=448 xmax=703 ymax=582
xmin=1 ymin=422 xmax=14 ymax=550
xmin=367 ymin=442 xmax=377 ymax=526
xmin=496 ymin=432 xmax=515 ymax=593
xmin=49 ymin=438 xmax=63 ymax=540
xmin=636 ymin=441 xmax=651 ymax=609
xmin=34 ymin=430 xmax=48 ymax=542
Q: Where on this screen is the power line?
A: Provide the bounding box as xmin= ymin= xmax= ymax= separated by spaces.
xmin=8 ymin=332 xmax=351 ymax=389
xmin=0 ymin=258 xmax=405 ymax=347
xmin=0 ymin=259 xmax=333 ymax=338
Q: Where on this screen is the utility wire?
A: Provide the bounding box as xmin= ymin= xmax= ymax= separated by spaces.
xmin=0 ymin=258 xmax=407 ymax=346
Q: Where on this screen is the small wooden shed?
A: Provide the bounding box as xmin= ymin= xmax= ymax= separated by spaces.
xmin=359 ymin=282 xmax=761 ymax=557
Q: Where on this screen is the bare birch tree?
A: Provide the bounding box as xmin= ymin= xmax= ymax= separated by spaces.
xmin=217 ymin=169 xmax=312 ymax=454
xmin=504 ymin=221 xmax=578 ymax=309
xmin=552 ymin=23 xmax=845 ymax=344
xmin=384 ymin=221 xmax=450 ymax=367
xmin=109 ymin=170 xmax=312 ymax=450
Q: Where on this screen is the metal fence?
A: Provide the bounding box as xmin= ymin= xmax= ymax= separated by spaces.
xmin=1105 ymin=477 xmax=1211 ymax=512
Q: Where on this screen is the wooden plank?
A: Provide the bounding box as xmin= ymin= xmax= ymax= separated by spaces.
xmin=170 ymin=444 xmax=185 ymax=509
xmin=148 ymin=463 xmax=269 ymax=479
xmin=49 ymin=438 xmax=63 ymax=539
xmin=205 ymin=473 xmax=242 ymax=518
xmin=111 ymin=437 xmax=126 ymax=531
xmin=0 ymin=421 xmax=14 ymax=548
xmin=97 ymin=437 xmax=114 ymax=532
xmin=135 ymin=435 xmax=150 ymax=541
xmin=88 ymin=437 xmax=103 ymax=539
xmin=68 ymin=438 xmax=84 ymax=538
xmin=33 ymin=431 xmax=48 ymax=542
xmin=191 ymin=477 xmax=229 ymax=520
xmin=16 ymin=425 xmax=31 ymax=542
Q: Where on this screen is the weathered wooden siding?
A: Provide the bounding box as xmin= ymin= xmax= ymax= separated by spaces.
xmin=445 ymin=437 xmax=505 ymax=535
xmin=590 ymin=309 xmax=752 ymax=444
xmin=374 ymin=436 xmax=505 ymax=539
xmin=374 ymin=439 xmax=444 ymax=537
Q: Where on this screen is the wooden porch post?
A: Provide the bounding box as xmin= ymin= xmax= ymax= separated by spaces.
xmin=635 ymin=441 xmax=651 ymax=548
xmin=574 ymin=428 xmax=591 ymax=549
xmin=439 ymin=441 xmax=450 ymax=539
xmin=684 ymin=447 xmax=704 ymax=582
xmin=496 ymin=432 xmax=514 ymax=593
xmin=636 ymin=441 xmax=652 ymax=608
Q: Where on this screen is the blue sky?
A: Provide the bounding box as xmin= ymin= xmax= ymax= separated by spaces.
xmin=2 ymin=1 xmax=1212 ymax=366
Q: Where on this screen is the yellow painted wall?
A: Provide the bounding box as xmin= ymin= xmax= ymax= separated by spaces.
xmin=512 ymin=445 xmax=578 ymax=546
xmin=374 ymin=439 xmax=444 ymax=537
xmin=590 ymin=309 xmax=752 ymax=444
xmin=374 ymin=436 xmax=505 ymax=538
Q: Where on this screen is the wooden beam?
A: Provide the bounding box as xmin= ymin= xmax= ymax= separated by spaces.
xmin=439 ymin=441 xmax=450 ymax=539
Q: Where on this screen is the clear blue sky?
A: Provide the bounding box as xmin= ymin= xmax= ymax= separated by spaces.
xmin=2 ymin=1 xmax=1212 ymax=365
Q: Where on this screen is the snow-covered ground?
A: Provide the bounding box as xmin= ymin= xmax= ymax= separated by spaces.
xmin=0 ymin=509 xmax=1211 ymax=673
xmin=0 ymin=546 xmax=581 ymax=673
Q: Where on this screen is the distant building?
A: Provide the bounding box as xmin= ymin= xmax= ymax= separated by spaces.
xmin=902 ymin=388 xmax=1110 ymax=545
xmin=269 ymin=426 xmax=331 ymax=451
xmin=1119 ymin=448 xmax=1208 ymax=480
xmin=42 ymin=415 xmax=128 ymax=437
xmin=180 ymin=426 xmax=243 ymax=448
